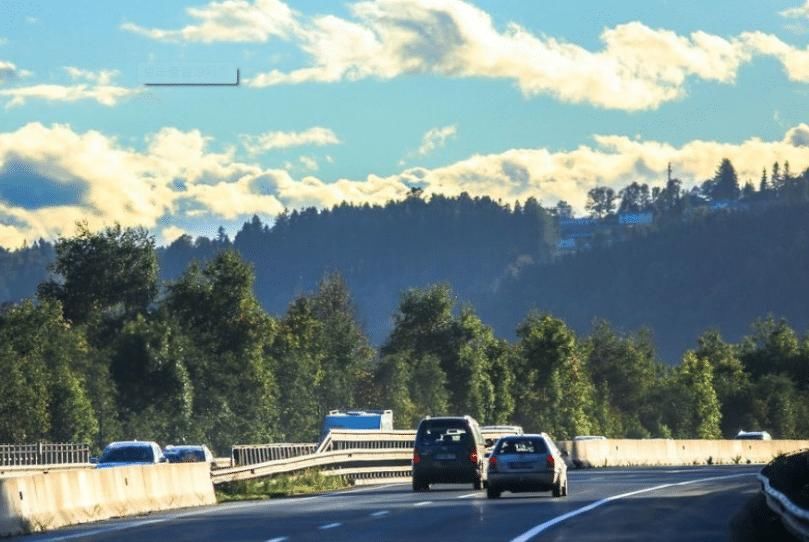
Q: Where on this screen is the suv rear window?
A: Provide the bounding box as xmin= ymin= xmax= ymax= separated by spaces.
xmin=417 ymin=420 xmax=471 ymax=447
xmin=100 ymin=445 xmax=155 ymax=463
xmin=496 ymin=438 xmax=548 ymax=455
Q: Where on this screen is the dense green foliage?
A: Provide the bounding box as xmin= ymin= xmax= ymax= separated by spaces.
xmin=0 ymin=224 xmax=808 ymax=451
xmin=0 ymin=159 xmax=808 ymax=450
xmin=2 ymin=161 xmax=809 ymax=362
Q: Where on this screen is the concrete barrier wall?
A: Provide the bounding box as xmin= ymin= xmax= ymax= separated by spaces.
xmin=556 ymin=439 xmax=809 ymax=468
xmin=0 ymin=463 xmax=216 ymax=537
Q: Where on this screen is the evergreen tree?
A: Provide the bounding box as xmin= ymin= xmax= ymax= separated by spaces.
xmin=711 ymin=158 xmax=740 ymax=201
xmin=759 ymin=168 xmax=769 ymax=194
xmin=677 ymin=352 xmax=722 ymax=439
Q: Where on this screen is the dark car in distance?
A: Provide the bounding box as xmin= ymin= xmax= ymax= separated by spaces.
xmin=163 ymin=444 xmax=215 ymax=465
xmin=412 ymin=416 xmax=487 ymax=491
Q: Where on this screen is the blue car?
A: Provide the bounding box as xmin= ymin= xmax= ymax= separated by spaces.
xmin=94 ymin=441 xmax=166 ymax=468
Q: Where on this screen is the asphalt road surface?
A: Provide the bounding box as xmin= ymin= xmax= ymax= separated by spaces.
xmin=18 ymin=465 xmax=761 ymax=542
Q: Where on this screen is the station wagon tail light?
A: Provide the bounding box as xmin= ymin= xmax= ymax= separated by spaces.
xmin=546 ymin=454 xmax=555 ymax=468
xmin=488 ymin=455 xmax=497 ymax=472
xmin=413 ymin=452 xmax=421 ymax=465
xmin=469 ymin=451 xmax=479 ymax=463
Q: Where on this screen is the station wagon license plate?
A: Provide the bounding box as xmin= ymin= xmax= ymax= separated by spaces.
xmin=435 ymin=453 xmax=456 ymax=460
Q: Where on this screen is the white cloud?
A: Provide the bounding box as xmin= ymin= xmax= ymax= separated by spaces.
xmin=417 ymin=125 xmax=456 ymax=156
xmin=0 ymin=67 xmax=141 ymax=108
xmin=160 ymin=225 xmax=188 ymax=244
xmin=299 ymin=155 xmax=319 ymax=171
xmin=742 ymin=32 xmax=809 ymax=82
xmin=395 ymin=125 xmax=809 ymax=211
xmin=64 ymin=66 xmax=119 ymax=85
xmin=122 ymin=0 xmax=298 ymax=43
xmin=0 ymin=123 xmax=404 ymax=245
xmin=123 ymin=0 xmax=809 ymax=110
xmin=248 ymin=0 xmax=753 ymax=110
xmin=1 ymin=122 xmax=808 ymax=248
xmin=0 ymin=60 xmax=32 ymax=83
xmin=781 ymin=1 xmax=809 ymax=19
xmin=240 ymin=126 xmax=340 ymax=154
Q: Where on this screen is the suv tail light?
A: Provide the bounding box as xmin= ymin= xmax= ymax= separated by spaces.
xmin=488 ymin=455 xmax=497 ymax=473
xmin=413 ymin=452 xmax=421 ymax=465
xmin=546 ymin=454 xmax=555 ymax=468
xmin=470 ymin=451 xmax=479 ymax=464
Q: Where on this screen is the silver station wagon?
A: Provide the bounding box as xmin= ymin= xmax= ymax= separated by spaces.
xmin=486 ymin=433 xmax=568 ymax=499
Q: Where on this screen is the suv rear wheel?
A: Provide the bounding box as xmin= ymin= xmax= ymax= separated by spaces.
xmin=412 ymin=477 xmax=429 ymax=491
xmin=486 ymin=486 xmax=501 ymax=499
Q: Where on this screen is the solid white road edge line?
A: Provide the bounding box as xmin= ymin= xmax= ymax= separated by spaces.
xmin=414 ymin=501 xmax=433 ymax=506
xmin=510 ymin=472 xmax=755 ymax=542
xmin=457 ymin=493 xmax=479 ymax=499
xmin=26 ymin=519 xmax=166 ymax=542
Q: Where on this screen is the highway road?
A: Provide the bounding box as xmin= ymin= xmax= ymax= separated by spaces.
xmin=18 ymin=465 xmax=760 ymax=542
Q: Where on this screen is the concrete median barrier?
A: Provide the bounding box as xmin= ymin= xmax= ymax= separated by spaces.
xmin=557 ymin=439 xmax=809 ymax=468
xmin=0 ymin=463 xmax=216 ymax=536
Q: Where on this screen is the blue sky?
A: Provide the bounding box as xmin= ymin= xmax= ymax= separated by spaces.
xmin=1 ymin=0 xmax=809 ymax=246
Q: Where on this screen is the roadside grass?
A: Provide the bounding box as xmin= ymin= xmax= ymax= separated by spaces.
xmin=216 ymin=470 xmax=350 ymax=502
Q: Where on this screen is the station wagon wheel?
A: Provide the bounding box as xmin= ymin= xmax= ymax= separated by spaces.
xmin=552 ymin=478 xmax=563 ymax=498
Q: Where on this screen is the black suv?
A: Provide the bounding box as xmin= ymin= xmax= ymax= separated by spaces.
xmin=412 ymin=416 xmax=487 ymax=491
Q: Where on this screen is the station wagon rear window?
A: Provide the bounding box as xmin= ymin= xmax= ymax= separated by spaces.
xmin=496 ymin=438 xmax=548 ymax=455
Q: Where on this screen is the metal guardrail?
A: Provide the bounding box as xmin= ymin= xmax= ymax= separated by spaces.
xmin=0 ymin=443 xmax=90 ymax=466
xmin=231 ymin=444 xmax=317 ymax=466
xmin=219 ymin=427 xmax=524 ymax=486
xmin=317 ymin=430 xmax=415 ymax=453
xmin=759 ymin=472 xmax=809 ymax=541
xmin=212 ymin=447 xmax=411 ymax=484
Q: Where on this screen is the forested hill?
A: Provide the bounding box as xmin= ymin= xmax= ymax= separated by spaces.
xmin=160 ymin=194 xmax=557 ymax=346
xmin=3 ymin=193 xmax=809 ymax=362
xmin=484 ymin=202 xmax=809 ymax=361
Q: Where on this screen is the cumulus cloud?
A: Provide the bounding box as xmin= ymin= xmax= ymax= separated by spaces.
xmin=247 ymin=0 xmax=755 ymax=110
xmin=398 ymin=124 xmax=809 ymax=211
xmin=0 ymin=123 xmax=406 ymax=246
xmin=160 ymin=225 xmax=188 ymax=244
xmin=240 ymin=127 xmax=340 ymax=155
xmin=0 ymin=60 xmax=32 ymax=83
xmin=1 ymin=122 xmax=809 ymax=248
xmin=122 ymin=0 xmax=298 ymax=43
xmin=781 ymin=1 xmax=809 ymax=19
xmin=299 ymin=155 xmax=319 ymax=171
xmin=125 ymin=0 xmax=809 ymax=110
xmin=0 ymin=66 xmax=141 ymax=108
xmin=741 ymin=32 xmax=809 ymax=82
xmin=417 ymin=125 xmax=456 ymax=156
xmin=64 ymin=66 xmax=119 ymax=85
